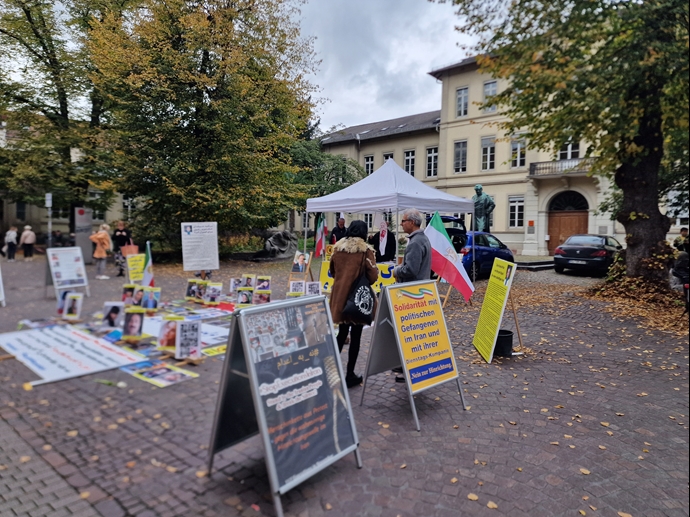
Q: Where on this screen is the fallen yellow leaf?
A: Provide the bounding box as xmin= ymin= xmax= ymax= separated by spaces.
xmin=637 ymin=393 xmax=648 ymax=397
xmin=23 ymin=383 xmax=33 ymax=391
xmin=617 ymin=513 xmax=633 ymax=517
xmin=550 ymin=441 xmax=560 ymax=446
xmin=19 ymin=456 xmax=31 ymax=463
xmin=67 ymin=430 xmax=78 ymax=437
xmin=600 ymin=422 xmax=610 ymax=427
xmin=487 ymin=501 xmax=498 ymax=509
xmin=467 ymin=493 xmax=479 ymax=501
xmin=580 ymin=468 xmax=591 ymax=475
xmin=196 ymin=470 xmax=207 ymax=478
xmin=599 ymin=445 xmax=607 ymax=450
xmin=400 ymin=464 xmax=407 ymax=469
xmin=516 ymin=467 xmax=522 ymax=472
xmin=80 ymin=492 xmax=90 ymax=499
xmin=325 ymin=503 xmax=333 ymax=510
xmin=579 ymin=511 xmax=586 ymax=516
xmin=451 ymin=477 xmax=458 ymax=484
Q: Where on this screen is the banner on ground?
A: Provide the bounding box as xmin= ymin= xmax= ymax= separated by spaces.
xmin=0 ymin=326 xmax=143 ymax=386
xmin=181 ymin=222 xmax=219 ymax=271
xmin=472 ymin=258 xmax=516 ymax=363
xmin=47 ymin=247 xmax=89 ymax=289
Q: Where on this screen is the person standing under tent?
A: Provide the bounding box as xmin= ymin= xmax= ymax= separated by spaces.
xmin=89 ymin=224 xmax=112 ymax=280
xmin=330 ymin=217 xmax=347 ymax=243
xmin=328 ymin=220 xmax=379 ymax=388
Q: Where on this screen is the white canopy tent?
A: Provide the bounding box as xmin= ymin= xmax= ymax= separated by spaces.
xmin=306 ymin=159 xmax=474 ymax=214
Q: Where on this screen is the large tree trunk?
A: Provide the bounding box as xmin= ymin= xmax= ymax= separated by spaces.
xmin=614 ymin=84 xmax=671 ymax=281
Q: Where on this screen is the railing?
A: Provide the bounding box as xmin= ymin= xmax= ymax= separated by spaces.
xmin=529 ymin=157 xmax=594 ymax=177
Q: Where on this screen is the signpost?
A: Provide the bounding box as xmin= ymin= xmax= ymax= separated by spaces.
xmin=181 ymin=222 xmax=219 ymax=272
xmin=472 ymin=258 xmax=517 ymax=363
xmin=360 ymin=280 xmax=467 ymax=431
xmin=46 ymin=247 xmax=90 ymax=298
xmin=207 ymin=296 xmax=361 ymax=517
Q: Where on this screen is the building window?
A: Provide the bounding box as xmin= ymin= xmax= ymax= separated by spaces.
xmin=511 ymin=139 xmax=526 ymax=168
xmin=404 ymin=150 xmax=415 ymax=176
xmin=559 ymin=141 xmax=580 ymax=160
xmin=301 ymin=212 xmax=310 ymax=229
xmin=88 ymin=192 xmax=105 ymax=220
xmin=16 ymin=201 xmax=26 ymax=221
xmin=364 ymin=155 xmax=374 ymax=175
xmin=364 ymin=213 xmax=373 ymax=229
xmin=51 ymin=207 xmax=69 ymax=220
xmin=509 ymin=196 xmax=524 ymax=228
xmin=481 ymin=137 xmax=495 ymax=171
xmin=383 ymin=152 xmax=394 ymax=162
xmin=454 ymin=141 xmax=467 ymax=173
xmin=456 ymin=87 xmax=469 ymax=117
xmin=483 ymin=81 xmax=497 ymax=112
xmin=426 ymin=147 xmax=438 ymax=177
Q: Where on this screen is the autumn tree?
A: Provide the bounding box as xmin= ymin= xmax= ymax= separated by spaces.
xmin=88 ymin=0 xmax=318 ymax=242
xmin=444 ymin=0 xmax=689 ymax=281
xmin=0 ymin=0 xmax=130 ymax=230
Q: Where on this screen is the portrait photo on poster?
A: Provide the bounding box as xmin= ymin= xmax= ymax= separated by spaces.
xmin=57 ymin=289 xmax=75 ymax=315
xmin=237 ymin=289 xmax=254 ymax=305
xmin=101 ymin=302 xmax=125 ymax=329
xmin=291 ymin=251 xmax=310 ymax=273
xmin=142 ymin=287 xmax=160 ymax=309
xmin=158 ymin=319 xmax=178 ymax=348
xmin=252 ymin=291 xmax=271 ymax=305
xmin=122 ymin=284 xmax=135 ymax=305
xmin=131 ymin=286 xmax=145 ymax=306
xmin=241 ymin=274 xmax=256 ymax=288
xmin=256 ymin=276 xmax=271 ymax=290
xmin=63 ymin=293 xmax=84 ymax=320
xmin=123 ymin=309 xmax=145 ymax=338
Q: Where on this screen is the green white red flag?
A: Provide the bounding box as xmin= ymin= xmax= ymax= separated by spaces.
xmin=315 ymin=213 xmax=327 ymax=257
xmin=142 ymin=241 xmax=155 ymax=287
xmin=424 ymin=212 xmax=474 ymax=302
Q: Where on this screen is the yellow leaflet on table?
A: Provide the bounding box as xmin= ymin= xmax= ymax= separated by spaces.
xmin=472 ymin=258 xmax=516 ymax=363
xmin=126 ymin=254 xmax=145 ymax=282
xmin=389 ymin=281 xmax=456 ymax=393
xmin=202 ymin=345 xmax=227 ymax=357
xmin=319 ymin=261 xmax=396 ymax=294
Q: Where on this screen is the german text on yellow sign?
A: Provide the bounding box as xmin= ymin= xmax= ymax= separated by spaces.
xmin=126 ymin=254 xmax=145 ymax=283
xmin=389 ymin=281 xmax=457 ymax=393
xmin=472 ymin=258 xmax=515 ymax=363
xmin=320 ymin=261 xmax=396 ymax=294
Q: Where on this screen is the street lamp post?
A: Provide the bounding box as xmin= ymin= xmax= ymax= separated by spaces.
xmin=45 ymin=193 xmax=53 ymax=248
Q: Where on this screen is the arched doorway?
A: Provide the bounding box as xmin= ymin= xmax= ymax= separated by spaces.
xmin=547 ymin=191 xmax=589 ymax=255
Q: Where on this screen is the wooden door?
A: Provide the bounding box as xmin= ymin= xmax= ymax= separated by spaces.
xmin=547 ymin=211 xmax=588 ymax=255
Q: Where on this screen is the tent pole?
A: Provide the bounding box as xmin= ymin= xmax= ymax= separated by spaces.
xmin=304 ymin=213 xmax=308 ymax=256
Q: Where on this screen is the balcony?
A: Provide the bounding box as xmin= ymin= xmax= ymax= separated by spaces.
xmin=528 ymin=157 xmax=594 ymax=178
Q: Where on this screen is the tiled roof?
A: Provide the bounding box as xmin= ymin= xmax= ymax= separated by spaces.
xmin=321 ymin=110 xmax=441 ymax=145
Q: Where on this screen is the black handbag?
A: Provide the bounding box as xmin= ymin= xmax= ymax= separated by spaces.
xmin=342 ymin=253 xmax=376 ymax=325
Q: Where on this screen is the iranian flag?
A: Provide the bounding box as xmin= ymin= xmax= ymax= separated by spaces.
xmin=314 ymin=213 xmax=327 ymax=257
xmin=424 ymin=212 xmax=474 ymax=302
xmin=142 ymin=241 xmax=155 ymax=287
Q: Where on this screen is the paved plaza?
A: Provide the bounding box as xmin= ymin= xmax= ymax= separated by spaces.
xmin=0 ymin=256 xmax=688 ymax=516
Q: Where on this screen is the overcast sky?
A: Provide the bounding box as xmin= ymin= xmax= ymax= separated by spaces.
xmin=299 ymin=0 xmax=474 ymax=131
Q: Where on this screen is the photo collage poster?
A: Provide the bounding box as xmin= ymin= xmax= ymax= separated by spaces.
xmin=236 ymin=274 xmax=255 ymax=307
xmin=253 ymin=275 xmax=271 ymax=305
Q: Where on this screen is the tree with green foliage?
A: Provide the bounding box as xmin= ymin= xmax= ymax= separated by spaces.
xmin=88 ymin=0 xmax=317 ymax=243
xmin=443 ymin=0 xmax=689 ymax=281
xmin=0 ymin=0 xmax=128 ymax=230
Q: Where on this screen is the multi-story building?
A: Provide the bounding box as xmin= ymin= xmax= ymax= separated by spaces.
xmin=321 ymin=57 xmax=649 ymax=256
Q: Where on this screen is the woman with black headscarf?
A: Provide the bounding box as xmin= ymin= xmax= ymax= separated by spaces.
xmin=328 ymin=220 xmax=379 ymax=388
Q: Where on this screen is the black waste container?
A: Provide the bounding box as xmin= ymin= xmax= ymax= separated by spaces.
xmin=494 ymin=330 xmax=514 ymax=357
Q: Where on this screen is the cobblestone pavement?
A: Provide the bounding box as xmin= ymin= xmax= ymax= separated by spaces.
xmin=0 ymin=256 xmax=688 ymax=516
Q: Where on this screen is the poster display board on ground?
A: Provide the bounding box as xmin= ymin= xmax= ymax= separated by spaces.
xmin=472 ymin=258 xmax=516 ymax=363
xmin=0 ymin=326 xmax=143 ymax=386
xmin=207 ymin=296 xmax=362 ymax=517
xmin=360 ymin=280 xmax=466 ymax=431
xmin=181 ymin=222 xmax=219 ymax=271
xmin=319 ymin=261 xmax=396 ymax=294
xmin=47 ymin=247 xmax=90 ymax=297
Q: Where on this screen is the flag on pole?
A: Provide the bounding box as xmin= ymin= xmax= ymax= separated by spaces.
xmin=315 ymin=213 xmax=328 ymax=257
xmin=142 ymin=241 xmax=155 ymax=287
xmin=424 ymin=212 xmax=474 ymax=302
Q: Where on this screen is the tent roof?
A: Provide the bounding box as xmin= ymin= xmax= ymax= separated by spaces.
xmin=306 ymin=159 xmax=474 ymax=214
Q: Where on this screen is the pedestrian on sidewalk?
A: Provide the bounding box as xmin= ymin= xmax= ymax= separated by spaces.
xmin=19 ymin=225 xmax=36 ymax=261
xmin=328 ymin=220 xmax=379 ymax=388
xmin=89 ymin=224 xmax=112 ymax=279
xmin=2 ymin=226 xmax=18 ymax=261
xmin=111 ymin=221 xmax=133 ymax=277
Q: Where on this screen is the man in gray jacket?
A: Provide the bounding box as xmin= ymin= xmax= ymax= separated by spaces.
xmin=394 ymin=208 xmax=431 ymax=282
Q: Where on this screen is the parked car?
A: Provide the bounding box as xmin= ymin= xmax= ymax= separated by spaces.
xmin=460 ymin=232 xmax=515 ymax=278
xmin=553 ymin=234 xmax=623 ymax=275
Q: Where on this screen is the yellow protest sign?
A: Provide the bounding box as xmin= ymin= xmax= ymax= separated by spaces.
xmin=320 ymin=261 xmax=396 ymax=294
xmin=472 ymin=258 xmax=516 ymax=363
xmin=388 ymin=281 xmax=457 ymax=393
xmin=126 ymin=254 xmax=145 ymax=283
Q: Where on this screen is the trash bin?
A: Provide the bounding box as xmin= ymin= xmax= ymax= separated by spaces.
xmin=494 ymin=329 xmax=514 ymax=357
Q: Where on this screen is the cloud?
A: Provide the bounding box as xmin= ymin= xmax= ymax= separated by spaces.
xmin=299 ymin=0 xmax=473 ymax=130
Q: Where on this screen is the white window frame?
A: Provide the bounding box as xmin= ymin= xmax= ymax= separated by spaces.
xmin=301 ymin=212 xmax=310 ymax=229
xmin=88 ymin=192 xmax=105 ymax=221
xmin=426 ymin=147 xmax=438 ymax=177
xmin=483 ymin=81 xmax=497 ymax=113
xmin=364 ymin=213 xmax=373 ymax=229
xmin=509 ymin=196 xmax=525 ymax=228
xmin=453 ymin=140 xmax=468 ymax=174
xmin=511 ymin=139 xmax=526 ymax=168
xmin=364 ymin=155 xmax=374 ymax=175
xmin=16 ymin=201 xmax=26 ymax=221
xmin=404 ymin=150 xmax=415 ymax=176
xmin=383 ymin=152 xmax=394 ymax=162
xmin=456 ymin=87 xmax=469 ymax=118
xmin=481 ymin=137 xmax=495 ymax=171
xmin=559 ymin=141 xmax=580 ymax=160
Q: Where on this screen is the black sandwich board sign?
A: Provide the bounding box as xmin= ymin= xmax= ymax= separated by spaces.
xmin=360 ymin=280 xmax=467 ymax=431
xmin=207 ymin=296 xmax=362 ymax=517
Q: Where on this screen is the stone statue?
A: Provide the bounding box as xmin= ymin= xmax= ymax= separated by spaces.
xmin=472 ymin=184 xmax=495 ymax=232
xmin=252 ymin=230 xmax=298 ymax=261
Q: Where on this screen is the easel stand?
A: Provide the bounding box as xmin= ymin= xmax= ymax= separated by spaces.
xmin=508 ymin=291 xmax=524 ymax=351
xmin=288 ymin=261 xmax=314 ymax=285
xmin=360 ymin=281 xmax=467 ymax=431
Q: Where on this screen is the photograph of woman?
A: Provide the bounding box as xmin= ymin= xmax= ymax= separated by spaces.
xmin=101 ymin=303 xmax=124 ymax=328
xmin=158 ymin=320 xmax=177 ymax=348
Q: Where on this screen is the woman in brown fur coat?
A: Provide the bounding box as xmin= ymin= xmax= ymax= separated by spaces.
xmin=329 ymin=220 xmax=379 ymax=388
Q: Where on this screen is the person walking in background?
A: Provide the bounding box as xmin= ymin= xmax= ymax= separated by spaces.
xmin=328 ymin=220 xmax=379 ymax=388
xmin=674 ymin=227 xmax=689 ymax=253
xmin=19 ymin=225 xmax=36 ymax=262
xmin=3 ymin=226 xmax=18 ymax=261
xmin=112 ymin=221 xmax=133 ymax=277
xmin=89 ymin=224 xmax=112 ymax=279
